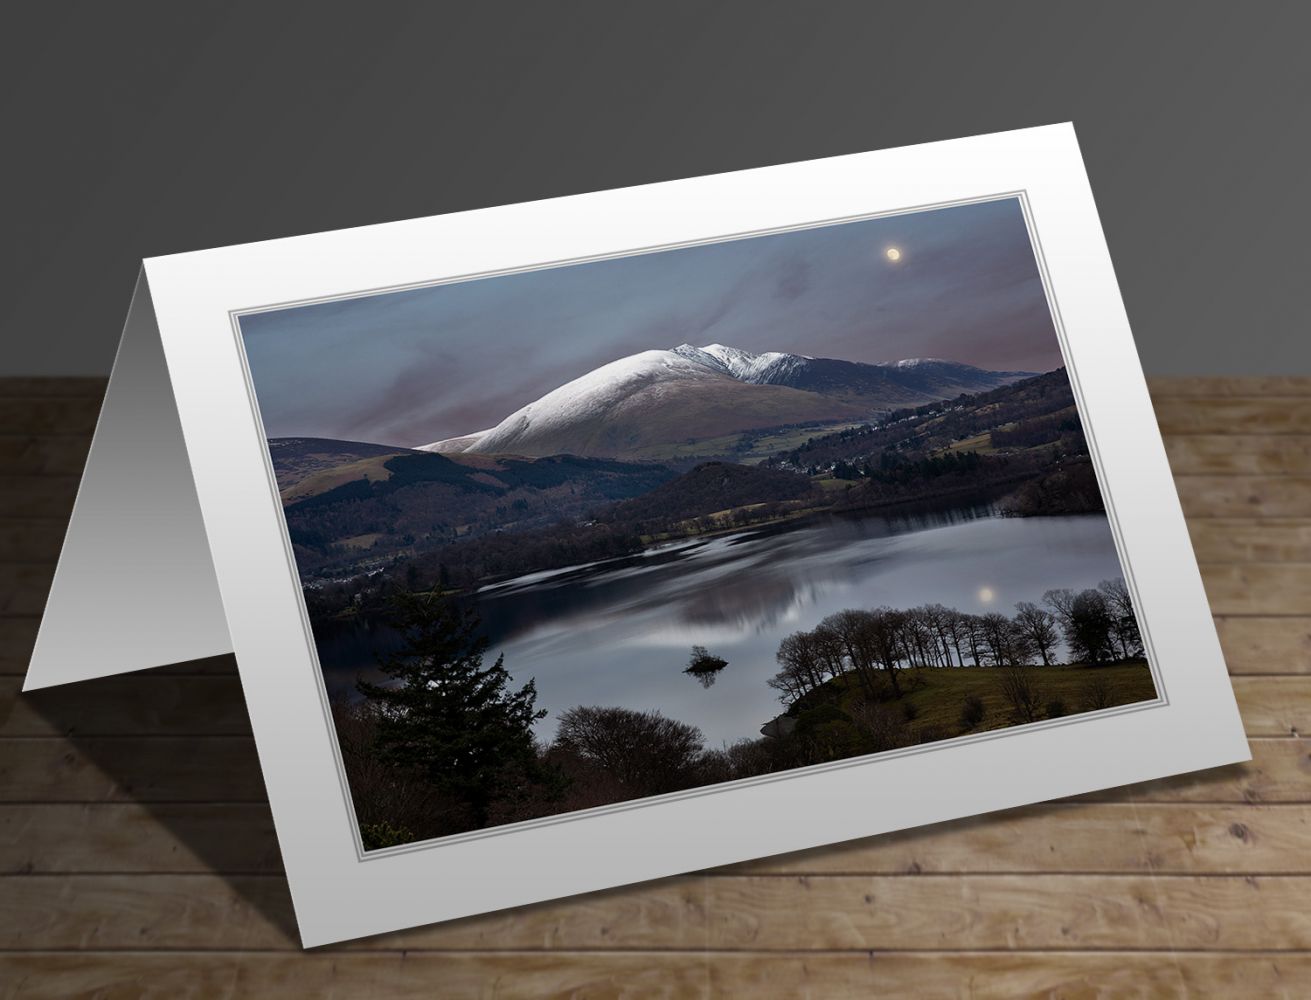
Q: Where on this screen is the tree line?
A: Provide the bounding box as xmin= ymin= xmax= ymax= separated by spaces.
xmin=335 ymin=578 xmax=1146 ymax=849
xmin=767 ymin=578 xmax=1142 ymax=706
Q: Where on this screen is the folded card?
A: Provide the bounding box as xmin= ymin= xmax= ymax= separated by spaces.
xmin=26 ymin=124 xmax=1248 ymax=947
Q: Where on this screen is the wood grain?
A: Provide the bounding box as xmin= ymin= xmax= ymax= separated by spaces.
xmin=1200 ymin=565 xmax=1311 ymax=616
xmin=1166 ymin=435 xmax=1311 ymax=475
xmin=3 ymin=872 xmax=1311 ymax=952
xmin=1147 ymin=376 xmax=1311 ymax=397
xmin=5 ymin=802 xmax=1309 ymax=877
xmin=1188 ymin=520 xmax=1311 ymax=563
xmin=0 ymin=738 xmax=267 ymax=802
xmin=1178 ymin=476 xmax=1311 ymax=518
xmin=0 ymin=376 xmax=1308 ymax=996
xmin=1 ymin=952 xmax=1308 ymax=999
xmin=0 ymin=676 xmax=251 ymax=737
xmin=1152 ymin=397 xmax=1311 ymax=435
xmin=1216 ymin=617 xmax=1311 ymax=674
xmin=730 ymin=803 xmax=1311 ymax=876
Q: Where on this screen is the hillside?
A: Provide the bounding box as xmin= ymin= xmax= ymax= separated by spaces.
xmin=773 ymin=662 xmax=1155 ymax=749
xmin=768 ymin=368 xmax=1084 ymax=472
xmin=269 ymin=437 xmax=412 ymax=501
xmin=270 ymin=440 xmax=677 ymax=578
xmin=597 ymin=462 xmax=815 ymax=527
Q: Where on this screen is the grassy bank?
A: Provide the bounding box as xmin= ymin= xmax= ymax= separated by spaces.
xmin=788 ymin=661 xmax=1157 ymax=742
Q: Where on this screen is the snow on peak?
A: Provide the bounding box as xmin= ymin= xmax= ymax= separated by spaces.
xmin=421 ymin=347 xmax=728 ymax=453
xmin=699 ymin=343 xmax=803 ymax=383
xmin=878 ymin=357 xmax=951 ymax=369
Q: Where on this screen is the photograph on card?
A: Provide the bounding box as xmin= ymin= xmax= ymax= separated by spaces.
xmin=237 ymin=196 xmax=1155 ymax=850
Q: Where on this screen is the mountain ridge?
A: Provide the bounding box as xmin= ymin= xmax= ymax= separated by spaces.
xmin=420 ymin=344 xmax=1035 ymax=459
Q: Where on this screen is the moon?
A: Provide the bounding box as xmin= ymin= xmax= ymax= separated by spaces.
xmin=885 ymin=247 xmax=902 ymax=262
xmin=977 ymin=586 xmax=996 ymax=604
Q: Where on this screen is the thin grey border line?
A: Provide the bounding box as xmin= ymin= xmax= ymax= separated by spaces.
xmin=228 ymin=189 xmax=1165 ymax=864
xmin=1016 ymin=191 xmax=1169 ymax=707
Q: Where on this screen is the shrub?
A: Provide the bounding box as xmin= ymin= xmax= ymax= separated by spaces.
xmin=959 ymin=694 xmax=987 ymax=732
xmin=847 ymin=700 xmax=911 ymax=753
xmin=901 ymin=700 xmax=920 ymax=722
xmin=999 ymin=667 xmax=1043 ymax=723
xmin=360 ymin=820 xmax=414 ymax=851
xmin=1079 ymin=673 xmax=1115 ymax=712
xmin=1045 ymin=698 xmax=1067 ymax=720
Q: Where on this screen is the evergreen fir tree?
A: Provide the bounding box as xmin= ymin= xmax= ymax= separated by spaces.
xmin=357 ymin=591 xmax=549 ymax=827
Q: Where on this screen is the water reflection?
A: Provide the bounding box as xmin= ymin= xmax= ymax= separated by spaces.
xmin=315 ymin=507 xmax=1127 ymax=746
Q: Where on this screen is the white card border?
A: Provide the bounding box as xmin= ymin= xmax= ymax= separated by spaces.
xmin=143 ymin=124 xmax=1248 ymax=947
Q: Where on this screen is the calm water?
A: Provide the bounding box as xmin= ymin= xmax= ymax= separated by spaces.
xmin=315 ymin=509 xmax=1127 ymax=745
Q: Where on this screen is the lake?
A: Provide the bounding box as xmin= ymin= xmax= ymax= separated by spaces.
xmin=314 ymin=508 xmax=1129 ymax=746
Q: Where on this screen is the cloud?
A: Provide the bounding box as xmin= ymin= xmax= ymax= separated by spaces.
xmin=241 ymin=197 xmax=1065 ymax=445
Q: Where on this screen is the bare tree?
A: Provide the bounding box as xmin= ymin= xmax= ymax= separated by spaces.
xmin=978 ymin=612 xmax=1015 ymax=666
xmin=554 ymin=706 xmax=706 ymax=796
xmin=1098 ymin=578 xmax=1142 ymax=659
xmin=962 ymin=613 xmax=986 ymax=666
xmin=819 ymin=609 xmax=884 ymax=696
xmin=1042 ymin=588 xmax=1077 ymax=630
xmin=942 ymin=609 xmax=971 ymax=668
xmin=810 ymin=621 xmax=850 ymax=681
xmin=772 ymin=631 xmax=826 ymax=700
xmin=1013 ymin=602 xmax=1060 ymax=666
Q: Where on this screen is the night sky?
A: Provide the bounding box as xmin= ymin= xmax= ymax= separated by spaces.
xmin=240 ymin=197 xmax=1062 ymax=448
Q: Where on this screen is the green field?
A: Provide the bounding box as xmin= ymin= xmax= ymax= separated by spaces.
xmin=797 ymin=661 xmax=1157 ymax=739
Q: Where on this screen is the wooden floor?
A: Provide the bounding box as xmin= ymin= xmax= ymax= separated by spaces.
xmin=1 ymin=377 xmax=1309 ymax=998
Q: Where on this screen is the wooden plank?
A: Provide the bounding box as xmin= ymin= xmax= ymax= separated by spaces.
xmin=1188 ymin=519 xmax=1311 ymax=563
xmin=3 ymin=873 xmax=1311 ymax=953
xmin=1148 ymin=376 xmax=1311 ymax=397
xmin=0 ymin=953 xmax=713 ymax=999
xmin=0 ymin=477 xmax=78 ymax=519
xmin=703 ymin=874 xmax=1311 ymax=951
xmin=1201 ymin=564 xmax=1311 ymax=616
xmin=0 ymin=738 xmax=267 ymax=803
xmin=708 ymin=952 xmax=1311 ymax=999
xmin=0 ymin=676 xmax=251 ymax=737
xmin=0 ymin=377 xmax=106 ymax=398
xmin=1166 ymin=435 xmax=1311 ymax=476
xmin=1216 ymin=617 xmax=1311 ymax=674
xmin=0 ymin=804 xmax=283 ymax=874
xmin=0 ymin=564 xmax=55 ymax=616
xmin=728 ymin=803 xmax=1311 ymax=876
xmin=0 ymin=435 xmax=90 ymax=477
xmin=0 ymin=522 xmax=68 ymax=563
xmin=1177 ymin=475 xmax=1311 ymax=518
xmin=0 ymin=618 xmax=38 ymax=675
xmin=0 ymin=952 xmax=1306 ymax=999
xmin=0 ymin=874 xmax=701 ymax=952
xmin=1108 ymin=738 xmax=1311 ymax=803
xmin=5 ymin=803 xmax=1309 ymax=876
xmin=1153 ymin=397 xmax=1311 ymax=435
xmin=0 ymin=397 xmax=102 ymax=436
xmin=1232 ymin=676 xmax=1311 ymax=736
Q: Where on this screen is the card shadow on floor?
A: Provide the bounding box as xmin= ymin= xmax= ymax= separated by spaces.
xmin=19 ymin=655 xmax=301 ymax=946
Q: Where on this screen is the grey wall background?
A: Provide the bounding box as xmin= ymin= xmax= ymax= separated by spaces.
xmin=4 ymin=1 xmax=1308 ymax=376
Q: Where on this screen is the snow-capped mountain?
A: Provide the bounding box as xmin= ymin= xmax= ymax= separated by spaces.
xmin=421 ymin=344 xmax=1035 ymax=458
